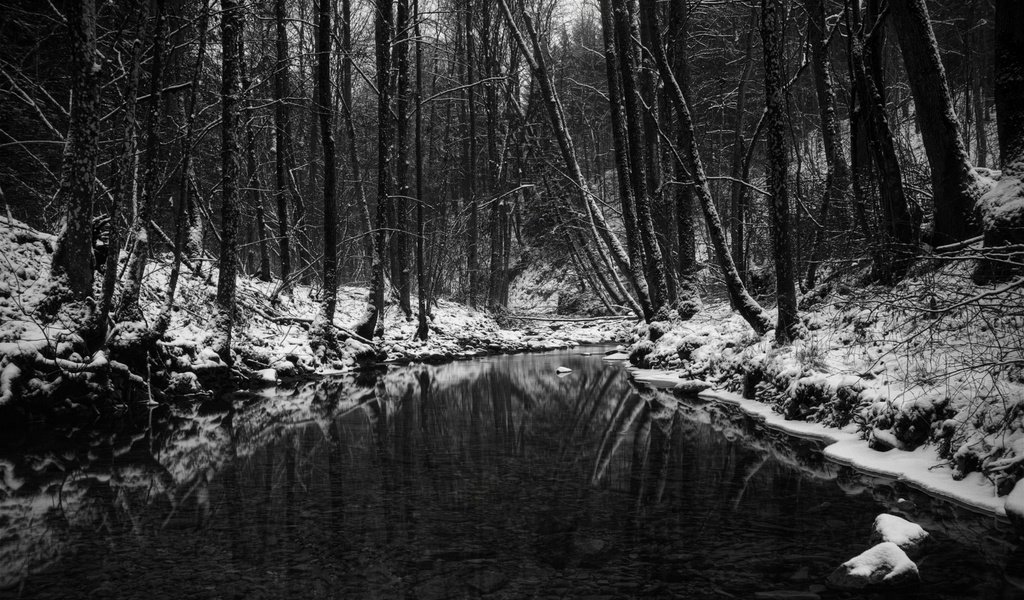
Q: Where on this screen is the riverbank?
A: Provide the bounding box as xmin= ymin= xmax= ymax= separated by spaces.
xmin=0 ymin=217 xmax=629 ymax=412
xmin=616 ymin=257 xmax=1024 ymax=527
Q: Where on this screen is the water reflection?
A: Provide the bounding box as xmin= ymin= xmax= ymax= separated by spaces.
xmin=1 ymin=348 xmax=1021 ymax=598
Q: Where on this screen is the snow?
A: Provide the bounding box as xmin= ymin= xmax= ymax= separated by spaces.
xmin=827 ymin=542 xmax=919 ymax=589
xmin=556 ymin=366 xmax=572 ymax=374
xmin=871 ymin=513 xmax=928 ymax=553
xmin=1007 ymin=478 xmax=1024 ymax=528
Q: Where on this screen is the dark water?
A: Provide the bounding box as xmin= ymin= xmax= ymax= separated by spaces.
xmin=1 ymin=347 xmax=1021 ymax=599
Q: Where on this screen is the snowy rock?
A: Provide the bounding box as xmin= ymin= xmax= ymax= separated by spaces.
xmin=870 ymin=513 xmax=928 ymax=555
xmin=556 ymin=366 xmax=572 ymax=374
xmin=1005 ymin=478 xmax=1024 ymax=532
xmin=826 ymin=542 xmax=920 ymax=590
xmin=673 ymin=379 xmax=712 ymax=394
xmin=271 ymin=359 xmax=297 ymax=378
xmin=254 ymin=368 xmax=278 ymax=384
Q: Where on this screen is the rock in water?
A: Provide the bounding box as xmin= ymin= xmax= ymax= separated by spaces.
xmin=870 ymin=513 xmax=928 ymax=555
xmin=826 ymin=542 xmax=920 ymax=590
xmin=254 ymin=368 xmax=278 ymax=384
xmin=556 ymin=366 xmax=572 ymax=374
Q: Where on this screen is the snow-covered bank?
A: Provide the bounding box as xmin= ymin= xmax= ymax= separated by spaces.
xmin=0 ymin=217 xmax=629 ymax=411
xmin=620 ymin=260 xmax=1024 ymax=525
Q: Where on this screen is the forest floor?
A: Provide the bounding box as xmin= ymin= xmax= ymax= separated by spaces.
xmin=0 ymin=217 xmax=628 ymax=408
xmin=617 ymin=256 xmax=1024 ymax=526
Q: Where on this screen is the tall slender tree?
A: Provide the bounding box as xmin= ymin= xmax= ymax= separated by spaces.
xmin=274 ymin=0 xmax=294 ymax=285
xmin=760 ymin=0 xmax=801 ymax=343
xmin=312 ymin=0 xmax=339 ymax=355
xmin=213 ymin=0 xmax=244 ymax=362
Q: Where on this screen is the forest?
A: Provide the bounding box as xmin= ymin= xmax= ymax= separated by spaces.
xmin=2 ymin=0 xmax=1024 ymax=593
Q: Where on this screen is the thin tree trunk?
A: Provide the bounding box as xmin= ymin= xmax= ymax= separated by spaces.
xmin=159 ymin=0 xmax=208 ymax=333
xmin=395 ymin=0 xmax=413 ymax=317
xmin=498 ymin=0 xmax=647 ymax=320
xmin=849 ymin=4 xmax=917 ymax=281
xmin=761 ymin=0 xmax=801 ymax=344
xmin=414 ymin=0 xmax=429 ymax=340
xmin=355 ymin=0 xmax=393 ymax=340
xmin=612 ymin=0 xmax=669 ymax=318
xmin=100 ymin=5 xmax=146 ymax=338
xmin=214 ymin=0 xmax=244 ymax=362
xmin=312 ymin=0 xmax=339 ymax=355
xmin=119 ymin=0 xmax=165 ymax=321
xmin=274 ymin=0 xmax=293 ymax=284
xmin=667 ymin=0 xmax=701 ymax=319
xmin=803 ymin=0 xmax=851 ymax=289
xmin=729 ymin=23 xmax=756 ymax=289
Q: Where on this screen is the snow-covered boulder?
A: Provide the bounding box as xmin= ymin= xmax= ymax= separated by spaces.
xmin=165 ymin=371 xmax=203 ymax=395
xmin=826 ymin=542 xmax=920 ymax=590
xmin=556 ymin=366 xmax=572 ymax=375
xmin=673 ymin=379 xmax=712 ymax=394
xmin=870 ymin=513 xmax=928 ymax=556
xmin=253 ymin=368 xmax=278 ymax=385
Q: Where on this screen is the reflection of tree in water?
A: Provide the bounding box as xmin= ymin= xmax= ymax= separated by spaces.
xmin=1 ymin=354 xmax=1020 ymax=597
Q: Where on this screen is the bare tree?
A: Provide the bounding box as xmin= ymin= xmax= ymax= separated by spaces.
xmin=51 ymin=0 xmax=101 ymax=303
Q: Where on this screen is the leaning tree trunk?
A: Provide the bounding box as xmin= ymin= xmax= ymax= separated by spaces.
xmin=213 ymin=0 xmax=244 ymax=363
xmin=612 ymin=0 xmax=669 ymax=319
xmin=598 ymin=0 xmax=656 ymax=322
xmin=498 ymin=0 xmax=648 ymax=320
xmin=803 ymin=0 xmax=851 ymax=289
xmin=849 ymin=7 xmax=917 ymax=282
xmin=761 ymin=0 xmax=801 ymax=344
xmin=52 ymin=0 xmax=100 ymax=304
xmin=312 ymin=0 xmax=339 ymax=357
xmin=638 ymin=0 xmax=772 ymax=335
xmin=973 ymin=0 xmax=1024 ymax=283
xmin=889 ymin=0 xmax=980 ymax=246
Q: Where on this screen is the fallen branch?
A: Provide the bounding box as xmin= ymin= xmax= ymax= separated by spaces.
xmin=266 ymin=314 xmax=378 ymax=347
xmin=507 ymin=314 xmax=636 ymax=323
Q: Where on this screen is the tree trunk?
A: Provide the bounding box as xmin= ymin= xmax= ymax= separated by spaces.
xmin=612 ymin=0 xmax=669 ymax=318
xmin=159 ymin=0 xmax=209 ymax=333
xmin=119 ymin=0 xmax=165 ymax=321
xmin=973 ymin=0 xmax=1024 ymax=282
xmin=52 ymin=0 xmax=101 ymax=304
xmin=213 ymin=0 xmax=244 ymax=362
xmin=355 ymin=0 xmax=393 ymax=340
xmin=637 ymin=0 xmax=773 ymax=335
xmin=849 ymin=5 xmax=917 ymax=282
xmin=312 ymin=0 xmax=339 ymax=355
xmin=803 ymin=0 xmax=851 ymax=289
xmin=598 ymin=0 xmax=655 ymax=321
xmin=729 ymin=22 xmax=756 ymax=289
xmin=395 ymin=0 xmax=413 ymax=318
xmin=498 ymin=0 xmax=647 ymax=320
xmin=760 ymin=0 xmax=801 ymax=344
xmin=666 ymin=0 xmax=701 ymax=319
xmin=414 ymin=0 xmax=429 ymax=340
xmin=889 ymin=0 xmax=980 ymax=245
xmin=274 ymin=0 xmax=293 ymax=285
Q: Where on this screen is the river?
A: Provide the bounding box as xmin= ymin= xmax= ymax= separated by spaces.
xmin=1 ymin=346 xmax=1021 ymax=598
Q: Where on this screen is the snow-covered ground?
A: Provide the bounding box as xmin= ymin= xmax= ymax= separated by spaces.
xmin=0 ymin=217 xmax=629 ymax=407
xmin=619 ymin=258 xmax=1024 ymax=525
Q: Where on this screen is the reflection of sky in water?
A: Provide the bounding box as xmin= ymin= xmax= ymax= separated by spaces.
xmin=1 ymin=347 xmax=1021 ymax=598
